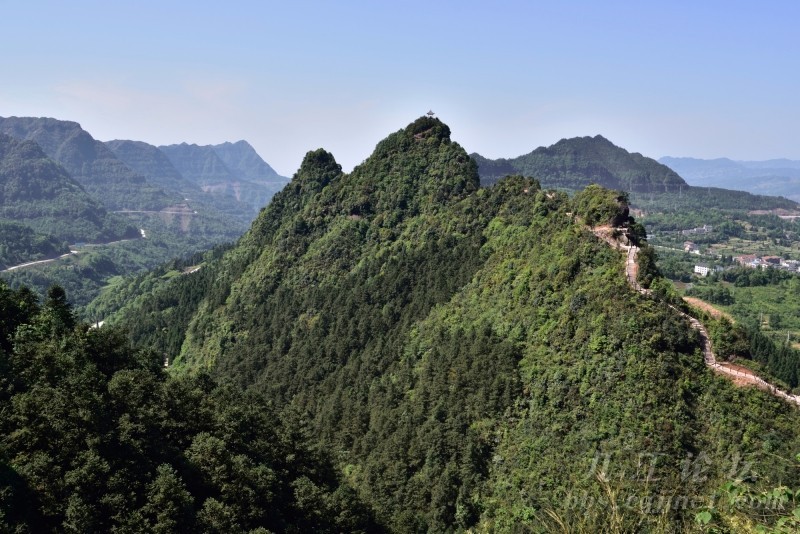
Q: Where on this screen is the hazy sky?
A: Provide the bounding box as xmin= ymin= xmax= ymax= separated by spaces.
xmin=1 ymin=1 xmax=798 ymax=175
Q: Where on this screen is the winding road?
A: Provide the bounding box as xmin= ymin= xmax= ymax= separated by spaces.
xmin=0 ymin=232 xmax=145 ymax=273
xmin=623 ymin=242 xmax=800 ymax=407
xmin=1 ymin=251 xmax=78 ymax=272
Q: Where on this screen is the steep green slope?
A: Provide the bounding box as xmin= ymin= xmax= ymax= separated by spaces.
xmin=0 ymin=282 xmax=377 ymax=532
xmin=0 ymin=117 xmax=178 ymax=210
xmin=82 ymin=244 xmax=231 ymax=346
xmin=473 ymin=135 xmax=687 ymax=192
xmin=111 ymin=118 xmax=800 ymax=532
xmin=0 ymin=134 xmax=136 ymax=244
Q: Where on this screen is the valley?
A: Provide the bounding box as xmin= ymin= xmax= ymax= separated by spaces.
xmin=0 ymin=115 xmax=288 ymax=308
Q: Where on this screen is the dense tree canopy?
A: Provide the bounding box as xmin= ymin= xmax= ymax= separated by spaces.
xmin=0 ymin=281 xmax=376 ymax=532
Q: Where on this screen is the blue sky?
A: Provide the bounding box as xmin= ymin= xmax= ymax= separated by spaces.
xmin=1 ymin=0 xmax=798 ymax=175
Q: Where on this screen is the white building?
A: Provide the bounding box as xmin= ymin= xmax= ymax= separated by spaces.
xmin=694 ymin=264 xmax=711 ymax=277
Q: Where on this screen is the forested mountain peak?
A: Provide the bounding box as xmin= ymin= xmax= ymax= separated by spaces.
xmin=294 ymin=148 xmax=341 ymax=192
xmin=351 ymin=116 xmax=477 ymax=211
xmin=101 ymin=117 xmax=800 ymax=531
xmin=473 ymin=133 xmax=688 ymax=192
xmin=404 ymin=115 xmax=452 ymax=141
xmin=249 ymin=116 xmax=476 ymax=243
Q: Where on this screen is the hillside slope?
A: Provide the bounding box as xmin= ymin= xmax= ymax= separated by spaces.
xmin=0 ymin=222 xmax=68 ymax=270
xmin=0 ymin=117 xmax=178 ymax=210
xmin=109 ymin=118 xmax=800 ymax=532
xmin=473 ymin=135 xmax=687 ymax=192
xmin=0 ymin=282 xmax=377 ymax=532
xmin=0 ymin=134 xmax=136 ymax=244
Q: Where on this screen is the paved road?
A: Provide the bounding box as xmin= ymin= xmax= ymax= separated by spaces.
xmin=1 ymin=233 xmax=144 ymax=273
xmin=1 ymin=251 xmax=78 ymax=272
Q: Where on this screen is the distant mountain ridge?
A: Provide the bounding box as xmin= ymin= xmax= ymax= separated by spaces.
xmin=473 ymin=135 xmax=687 ymax=192
xmin=212 ymin=140 xmax=284 ymax=183
xmin=660 ymin=156 xmax=800 ymax=201
xmin=0 ymin=133 xmax=135 ymax=243
xmin=159 ymin=141 xmax=288 ymax=212
xmin=0 ymin=117 xmax=179 ymax=210
xmin=104 ymin=140 xmax=199 ymax=196
xmin=0 ymin=115 xmax=288 ymax=309
xmin=159 ymin=143 xmax=237 ymax=187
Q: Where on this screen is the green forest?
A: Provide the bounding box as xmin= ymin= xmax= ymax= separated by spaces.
xmin=473 ymin=135 xmax=686 ymax=192
xmin=0 ymin=133 xmax=138 ymax=245
xmin=0 ymin=221 xmax=68 ymax=270
xmin=0 ymin=281 xmax=377 ymax=532
xmin=89 ymin=117 xmax=800 ymax=532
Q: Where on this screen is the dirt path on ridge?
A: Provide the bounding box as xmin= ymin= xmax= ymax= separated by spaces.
xmin=605 ymin=233 xmax=800 ymax=407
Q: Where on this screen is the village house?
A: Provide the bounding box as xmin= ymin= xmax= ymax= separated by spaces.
xmin=694 ymin=264 xmax=711 ymax=277
xmin=681 ymin=224 xmax=714 ymax=236
xmin=683 ymin=241 xmax=700 ymax=254
xmin=735 ymin=254 xmax=760 ymax=268
xmin=781 ymin=259 xmax=800 ymax=271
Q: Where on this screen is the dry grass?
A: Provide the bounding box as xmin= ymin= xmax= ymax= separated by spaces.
xmin=683 ymin=297 xmax=734 ymax=322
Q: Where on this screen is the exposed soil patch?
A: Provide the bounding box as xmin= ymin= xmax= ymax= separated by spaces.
xmin=683 ymin=297 xmax=734 ymax=322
